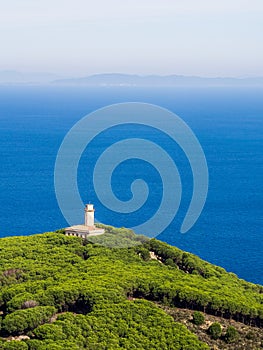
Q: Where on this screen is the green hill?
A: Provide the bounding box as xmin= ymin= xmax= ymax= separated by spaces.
xmin=0 ymin=225 xmax=262 ymax=349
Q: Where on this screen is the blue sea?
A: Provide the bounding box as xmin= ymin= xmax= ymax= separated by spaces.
xmin=0 ymin=85 xmax=262 ymax=284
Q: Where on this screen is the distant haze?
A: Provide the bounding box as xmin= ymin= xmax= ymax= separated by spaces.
xmin=0 ymin=0 xmax=263 ymax=77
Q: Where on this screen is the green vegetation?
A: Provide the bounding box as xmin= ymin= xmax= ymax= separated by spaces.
xmin=2 ymin=306 xmax=56 ymax=335
xmin=192 ymin=311 xmax=205 ymax=326
xmin=246 ymin=330 xmax=256 ymax=340
xmin=207 ymin=322 xmax=222 ymax=339
xmin=0 ymin=224 xmax=262 ymax=349
xmin=225 ymin=325 xmax=239 ymax=343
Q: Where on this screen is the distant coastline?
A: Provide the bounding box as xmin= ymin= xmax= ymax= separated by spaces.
xmin=53 ymin=73 xmax=263 ymax=87
xmin=0 ymin=71 xmax=263 ymax=86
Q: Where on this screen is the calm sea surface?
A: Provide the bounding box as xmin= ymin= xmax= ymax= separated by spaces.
xmin=0 ymin=86 xmax=262 ymax=284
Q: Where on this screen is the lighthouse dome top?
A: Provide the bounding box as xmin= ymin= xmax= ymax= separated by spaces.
xmin=86 ymin=204 xmax=94 ymax=211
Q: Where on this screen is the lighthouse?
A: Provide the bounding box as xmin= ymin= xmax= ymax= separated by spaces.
xmin=64 ymin=203 xmax=105 ymax=238
xmin=85 ymin=204 xmax=95 ymax=228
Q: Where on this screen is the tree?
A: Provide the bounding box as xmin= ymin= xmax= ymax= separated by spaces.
xmin=207 ymin=322 xmax=222 ymax=339
xmin=34 ymin=324 xmax=66 ymax=341
xmin=165 ymin=258 xmax=176 ymax=267
xmin=2 ymin=341 xmax=28 ymax=349
xmin=2 ymin=306 xmax=56 ymax=335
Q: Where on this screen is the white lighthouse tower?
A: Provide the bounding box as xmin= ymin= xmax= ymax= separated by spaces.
xmin=64 ymin=203 xmax=105 ymax=238
xmin=85 ymin=204 xmax=95 ymax=228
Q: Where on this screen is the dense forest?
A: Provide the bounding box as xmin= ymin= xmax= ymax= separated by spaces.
xmin=0 ymin=225 xmax=262 ymax=349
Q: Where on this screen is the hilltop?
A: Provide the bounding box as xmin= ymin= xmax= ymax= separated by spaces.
xmin=0 ymin=225 xmax=262 ymax=349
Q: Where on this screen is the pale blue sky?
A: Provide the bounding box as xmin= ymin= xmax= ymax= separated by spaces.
xmin=1 ymin=0 xmax=263 ymax=77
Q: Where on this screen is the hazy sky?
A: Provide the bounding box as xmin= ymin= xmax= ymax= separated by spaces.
xmin=1 ymin=0 xmax=263 ymax=77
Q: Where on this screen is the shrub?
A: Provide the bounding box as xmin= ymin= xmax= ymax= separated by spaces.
xmin=207 ymin=322 xmax=222 ymax=339
xmin=245 ymin=330 xmax=255 ymax=340
xmin=192 ymin=311 xmax=205 ymax=325
xmin=225 ymin=326 xmax=239 ymax=343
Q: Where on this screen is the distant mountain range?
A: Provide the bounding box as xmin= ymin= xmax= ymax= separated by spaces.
xmin=0 ymin=71 xmax=263 ymax=86
xmin=53 ymin=73 xmax=263 ymax=87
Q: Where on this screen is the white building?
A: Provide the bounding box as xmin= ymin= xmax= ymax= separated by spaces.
xmin=65 ymin=204 xmax=105 ymax=238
